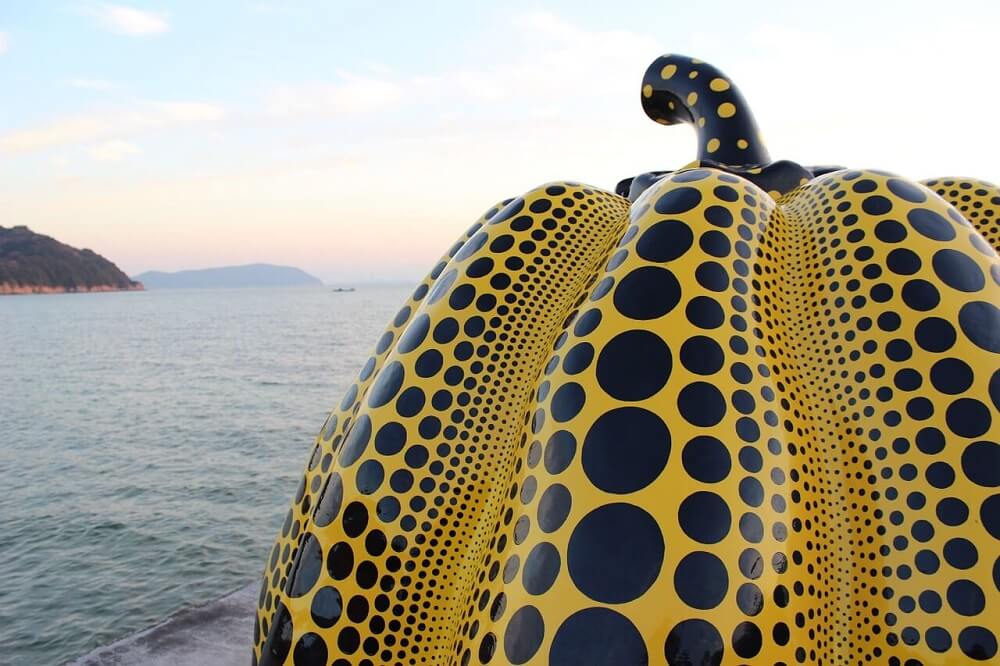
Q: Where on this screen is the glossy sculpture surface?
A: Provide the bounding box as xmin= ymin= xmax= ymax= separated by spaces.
xmin=254 ymin=54 xmax=1000 ymax=665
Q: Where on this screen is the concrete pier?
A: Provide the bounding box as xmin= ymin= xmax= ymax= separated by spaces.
xmin=67 ymin=583 xmax=257 ymax=666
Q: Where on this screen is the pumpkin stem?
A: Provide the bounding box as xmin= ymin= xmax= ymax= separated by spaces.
xmin=642 ymin=54 xmax=770 ymax=167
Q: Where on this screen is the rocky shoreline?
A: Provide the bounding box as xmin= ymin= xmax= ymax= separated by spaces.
xmin=0 ymin=282 xmax=144 ymax=295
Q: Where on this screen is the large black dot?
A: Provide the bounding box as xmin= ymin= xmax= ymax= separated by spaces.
xmin=522 ymin=542 xmax=560 ymax=595
xmin=664 ymin=619 xmax=724 ymax=666
xmin=674 ymin=551 xmax=728 ymax=609
xmin=678 ymin=491 xmax=731 ymax=544
xmin=933 ymin=249 xmax=985 ymax=292
xmin=544 ymin=430 xmax=577 ymax=474
xmin=537 ymin=483 xmax=572 ymax=533
xmin=313 ymin=473 xmax=344 ymax=527
xmin=582 ymin=407 xmax=670 ymax=493
xmin=504 ymin=606 xmax=544 ymax=664
xmin=568 ymin=502 xmax=664 ymax=603
xmin=908 ymin=207 xmax=956 ymax=241
xmin=887 ymin=178 xmax=927 ymax=203
xmin=682 ymin=436 xmax=731 ymax=483
xmin=368 ymin=361 xmax=404 ymax=408
xmin=948 ymin=579 xmax=986 ymax=616
xmin=338 ymin=414 xmax=372 ymax=467
xmin=287 ymin=533 xmax=323 ymax=597
xmin=260 ymin=601 xmax=293 ymax=666
xmin=678 ymin=382 xmax=726 ymax=426
xmin=680 ymin=335 xmax=724 ymax=375
xmin=959 ymin=626 xmax=997 ymax=660
xmin=731 ymin=621 xmax=762 ymax=658
xmin=397 ymin=314 xmax=429 ymax=353
xmin=549 ymin=607 xmax=647 ymax=665
xmin=655 ymin=186 xmax=702 ymax=214
xmin=613 ymin=267 xmax=681 ymax=320
xmin=685 ymin=296 xmax=724 ymax=329
xmin=310 ymin=586 xmax=343 ymax=629
xmin=862 ymin=194 xmax=892 ymax=215
xmin=374 ymin=421 xmax=406 ymax=456
xmin=636 ymin=220 xmax=694 ymax=262
xmin=959 ymin=301 xmax=1000 ymax=353
xmin=947 ymin=398 xmax=991 ymax=438
xmin=292 ymin=632 xmax=328 ymax=666
xmin=596 ymin=330 xmax=672 ymax=400
xmin=551 ymin=382 xmax=586 ymax=422
xmin=963 ymin=442 xmax=1000 ymax=487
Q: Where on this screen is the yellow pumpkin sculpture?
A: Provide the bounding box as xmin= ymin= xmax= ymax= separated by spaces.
xmin=253 ymin=54 xmax=1000 ymax=665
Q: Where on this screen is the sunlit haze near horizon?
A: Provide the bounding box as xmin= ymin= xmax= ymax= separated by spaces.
xmin=1 ymin=1 xmax=998 ymax=283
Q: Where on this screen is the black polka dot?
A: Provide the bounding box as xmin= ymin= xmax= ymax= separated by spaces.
xmin=338 ymin=415 xmax=372 ymax=467
xmin=962 ymin=441 xmax=1000 ymax=487
xmin=933 ymin=249 xmax=985 ymax=292
xmin=908 ymin=207 xmax=956 ymax=241
xmin=397 ymin=314 xmax=429 ymax=353
xmin=959 ymin=301 xmax=1000 ymax=352
xmin=503 ymin=606 xmax=544 ymax=664
xmin=679 ymin=491 xmax=731 ymax=544
xmin=901 ymin=279 xmax=940 ymax=311
xmin=959 ymin=626 xmax=997 ymax=660
xmin=310 ymin=587 xmax=343 ymax=628
xmin=704 ymin=205 xmax=733 ymax=227
xmin=682 ymin=436 xmax=731 ymax=483
xmin=551 ymin=382 xmax=586 ymax=422
xmin=613 ymin=267 xmax=681 ymax=320
xmin=655 ymin=187 xmax=702 ymax=214
xmin=583 ymin=407 xmax=670 ymax=493
xmin=522 ymin=542 xmax=560 ymax=595
xmin=568 ymin=503 xmax=664 ymax=603
xmin=678 ymin=382 xmax=726 ymax=426
xmin=887 ymin=178 xmax=927 ymax=203
xmin=948 ymin=579 xmax=986 ymax=616
xmin=680 ymin=335 xmax=724 ymax=375
xmin=915 ymin=317 xmax=956 ymax=352
xmin=596 ymin=330 xmax=671 ymax=400
xmin=664 ymin=619 xmax=724 ymax=666
xmin=875 ymin=219 xmax=907 ymax=243
xmin=537 ymin=483 xmax=572 ymax=533
xmin=731 ymin=621 xmax=762 ymax=658
xmin=292 ymin=632 xmax=328 ymax=666
xmin=368 ymin=361 xmax=404 ymax=408
xmin=947 ymin=398 xmax=991 ymax=437
xmin=674 ymin=551 xmax=728 ymax=609
xmin=544 ymin=431 xmax=576 ymax=474
xmin=287 ymin=534 xmax=323 ymax=597
xmin=862 ymin=195 xmax=892 ymax=215
xmin=636 ymin=220 xmax=694 ymax=262
xmin=685 ymin=296 xmax=724 ymax=328
xmin=314 ymin=473 xmax=344 ymax=527
xmin=563 ymin=343 xmax=594 ymax=375
xmin=550 ymin=608 xmax=647 ymax=666
xmin=260 ymin=601 xmax=293 ymax=665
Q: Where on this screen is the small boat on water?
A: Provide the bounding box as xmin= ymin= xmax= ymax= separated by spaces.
xmin=331 ymin=287 xmax=355 ymax=292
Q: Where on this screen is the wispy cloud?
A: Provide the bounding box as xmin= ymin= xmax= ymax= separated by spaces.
xmin=88 ymin=140 xmax=140 ymax=162
xmin=95 ymin=5 xmax=169 ymax=36
xmin=0 ymin=31 xmax=9 ymax=55
xmin=68 ymin=78 xmax=118 ymax=91
xmin=0 ymin=102 xmax=224 ymax=154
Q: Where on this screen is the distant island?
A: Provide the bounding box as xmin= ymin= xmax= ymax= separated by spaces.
xmin=0 ymin=225 xmax=143 ymax=295
xmin=134 ymin=264 xmax=323 ymax=289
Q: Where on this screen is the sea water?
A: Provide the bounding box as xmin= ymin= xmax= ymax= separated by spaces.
xmin=0 ymin=286 xmax=410 ymax=665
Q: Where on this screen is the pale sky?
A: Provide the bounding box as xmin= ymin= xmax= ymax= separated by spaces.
xmin=1 ymin=1 xmax=998 ymax=283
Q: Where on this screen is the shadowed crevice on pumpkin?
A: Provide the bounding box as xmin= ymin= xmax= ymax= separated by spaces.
xmin=253 ymin=54 xmax=1000 ymax=666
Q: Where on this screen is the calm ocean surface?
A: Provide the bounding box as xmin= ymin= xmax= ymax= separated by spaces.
xmin=0 ymin=286 xmax=411 ymax=665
